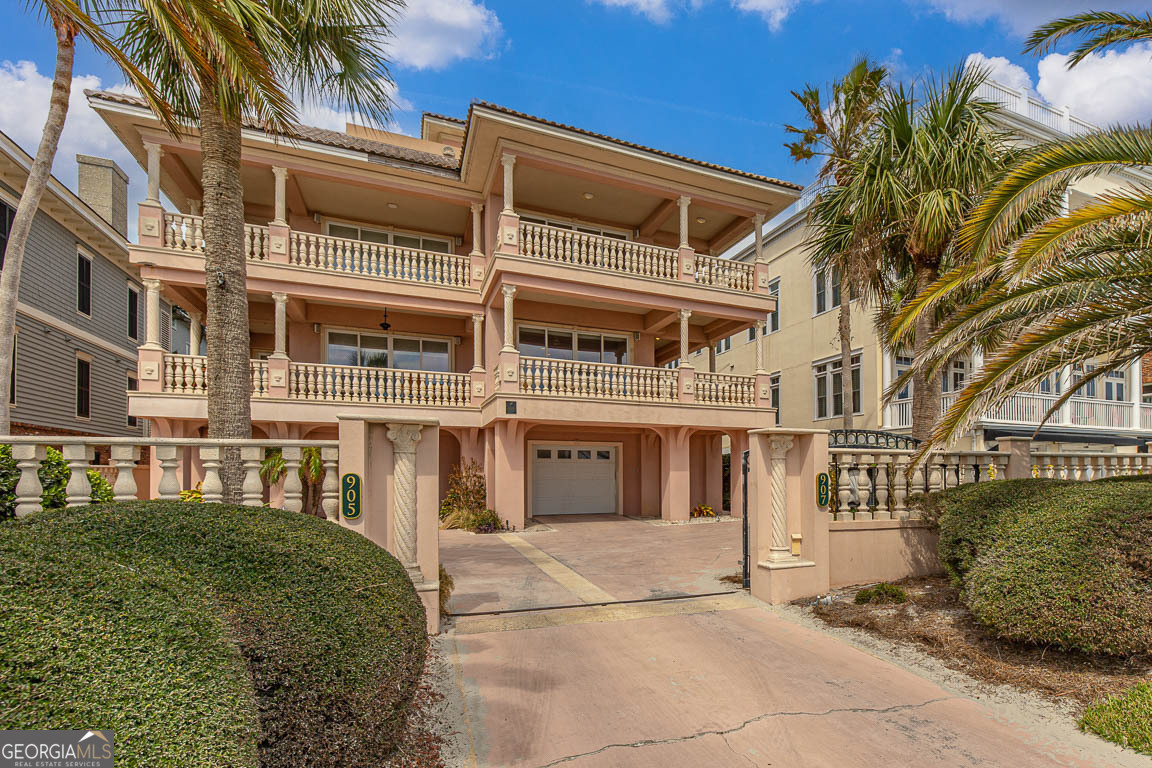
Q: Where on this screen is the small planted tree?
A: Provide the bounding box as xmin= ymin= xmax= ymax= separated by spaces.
xmin=260 ymin=447 xmax=325 ymax=517
xmin=440 ymin=459 xmax=502 ymax=531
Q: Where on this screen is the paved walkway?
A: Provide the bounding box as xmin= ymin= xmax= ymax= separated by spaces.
xmin=439 ymin=517 xmax=1137 ymax=767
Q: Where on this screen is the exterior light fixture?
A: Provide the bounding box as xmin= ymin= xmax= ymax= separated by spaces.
xmin=582 ymin=192 xmax=594 ymax=200
xmin=379 ymin=308 xmax=391 ymax=331
xmin=387 ymin=202 xmax=399 ymax=209
xmin=695 ymin=216 xmax=706 ymax=224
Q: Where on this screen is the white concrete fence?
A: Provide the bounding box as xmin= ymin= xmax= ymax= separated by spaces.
xmin=6 ymin=437 xmax=339 ymax=519
xmin=829 ymin=441 xmax=1152 ymax=521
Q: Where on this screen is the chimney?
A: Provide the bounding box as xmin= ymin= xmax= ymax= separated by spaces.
xmin=76 ymin=154 xmax=129 ymax=238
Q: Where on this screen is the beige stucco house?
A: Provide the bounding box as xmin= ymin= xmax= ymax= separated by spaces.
xmin=88 ymin=91 xmax=800 ymax=525
xmin=717 ymin=79 xmax=1151 ymax=453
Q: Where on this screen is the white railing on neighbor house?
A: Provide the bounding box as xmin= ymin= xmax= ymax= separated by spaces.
xmin=288 ymin=362 xmax=470 ymax=407
xmin=694 ymin=253 xmax=755 ymax=292
xmin=5 ymin=437 xmax=339 ymax=519
xmin=694 ymin=371 xmax=756 ymax=407
xmin=519 ymin=222 xmax=680 ymax=282
xmin=519 ymin=357 xmax=678 ymax=402
xmin=976 ymin=81 xmax=1097 ymax=136
xmin=889 ymin=391 xmax=1143 ymax=432
xmin=287 ymin=231 xmax=471 ymax=288
xmin=828 ymin=446 xmax=1152 ymax=522
xmin=161 ymin=213 xmax=269 ymax=260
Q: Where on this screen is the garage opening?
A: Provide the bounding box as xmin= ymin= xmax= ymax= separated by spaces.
xmin=531 ymin=443 xmax=618 ymax=515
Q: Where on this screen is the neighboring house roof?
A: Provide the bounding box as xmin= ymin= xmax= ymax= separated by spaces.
xmin=88 ymin=90 xmax=799 ymax=192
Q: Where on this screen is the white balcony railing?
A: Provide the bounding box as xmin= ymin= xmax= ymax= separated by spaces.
xmin=887 ymin=389 xmax=1142 ymax=432
xmin=287 ymin=231 xmax=470 ymax=288
xmin=519 ymin=357 xmax=678 ymax=403
xmin=161 ymin=213 xmax=268 ymax=260
xmin=1070 ymin=398 xmax=1131 ymax=429
xmin=694 ymin=253 xmax=755 ymax=292
xmin=695 ymin=371 xmax=755 ymax=406
xmin=163 ymin=353 xmax=207 ymax=394
xmin=287 ymin=363 xmax=470 ymax=407
xmin=975 ymin=81 xmax=1097 ymax=136
xmin=519 ymin=222 xmax=679 ymax=282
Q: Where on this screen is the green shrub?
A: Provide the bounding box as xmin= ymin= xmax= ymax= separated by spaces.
xmin=914 ymin=478 xmax=1064 ymax=585
xmin=0 ymin=501 xmax=427 ymax=767
xmin=929 ymin=478 xmax=1152 ymax=656
xmin=440 ymin=459 xmax=488 ymax=530
xmin=854 ymin=582 xmax=908 ymax=605
xmin=439 ymin=564 xmax=455 ymax=617
xmin=1080 ymin=682 xmax=1152 ymax=755
xmin=0 ymin=445 xmax=114 ymax=519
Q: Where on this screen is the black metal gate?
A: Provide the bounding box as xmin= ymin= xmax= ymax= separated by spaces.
xmin=741 ymin=448 xmax=750 ymax=589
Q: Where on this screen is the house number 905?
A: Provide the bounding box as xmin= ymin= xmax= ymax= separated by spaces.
xmin=341 ymin=473 xmax=362 ymax=520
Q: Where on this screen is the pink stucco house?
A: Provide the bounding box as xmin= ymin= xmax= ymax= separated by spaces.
xmin=89 ymin=92 xmax=799 ymax=526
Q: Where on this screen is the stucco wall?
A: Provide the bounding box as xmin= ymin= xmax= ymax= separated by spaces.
xmin=828 ymin=520 xmax=941 ymax=588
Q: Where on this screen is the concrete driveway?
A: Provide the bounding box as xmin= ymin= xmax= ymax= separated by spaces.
xmin=438 ymin=516 xmax=1142 ymax=767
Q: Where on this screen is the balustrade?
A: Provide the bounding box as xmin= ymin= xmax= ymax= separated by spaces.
xmin=519 ymin=222 xmax=680 ymax=282
xmin=518 ymin=357 xmax=678 ymax=402
xmin=694 ymin=253 xmax=755 ymax=292
xmin=694 ymin=371 xmax=755 ymax=406
xmin=288 ymin=231 xmax=470 ymax=287
xmin=288 ymin=363 xmax=470 ymax=407
xmin=4 ymin=437 xmax=339 ymax=518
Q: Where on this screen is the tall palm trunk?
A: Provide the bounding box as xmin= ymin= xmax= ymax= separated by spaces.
xmin=0 ymin=17 xmax=76 ymax=435
xmin=837 ymin=276 xmax=854 ymax=429
xmin=910 ymin=264 xmax=942 ymax=443
xmin=199 ymin=92 xmax=251 ymax=501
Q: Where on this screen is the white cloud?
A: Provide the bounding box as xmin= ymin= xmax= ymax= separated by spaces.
xmin=915 ymin=0 xmax=1149 ymax=36
xmin=732 ymin=0 xmax=797 ymax=31
xmin=0 ymin=60 xmax=146 ymax=238
xmin=1036 ymin=44 xmax=1152 ymax=126
xmin=590 ymin=0 xmax=801 ymax=28
xmin=388 ymin=0 xmax=504 ymax=70
xmin=965 ymin=52 xmax=1033 ymax=92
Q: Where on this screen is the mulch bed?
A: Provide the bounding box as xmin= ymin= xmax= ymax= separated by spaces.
xmin=808 ymin=576 xmax=1151 ymax=710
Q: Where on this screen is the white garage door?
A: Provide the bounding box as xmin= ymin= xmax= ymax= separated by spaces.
xmin=532 ymin=445 xmax=618 ymax=515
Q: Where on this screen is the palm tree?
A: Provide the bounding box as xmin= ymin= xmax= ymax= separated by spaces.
xmin=121 ymin=0 xmax=403 ymax=500
xmin=786 ymin=59 xmax=888 ymax=429
xmin=888 ymin=11 xmax=1152 ymax=450
xmin=819 ymin=66 xmax=1011 ymax=441
xmin=0 ymin=0 xmax=179 ymax=435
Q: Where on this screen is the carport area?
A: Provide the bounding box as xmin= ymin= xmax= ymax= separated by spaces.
xmin=440 ymin=516 xmax=742 ymax=614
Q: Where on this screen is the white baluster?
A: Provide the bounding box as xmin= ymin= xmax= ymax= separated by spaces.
xmin=156 ymin=445 xmax=182 ymax=500
xmin=110 ymin=445 xmax=140 ymax=502
xmin=281 ymin=446 xmax=303 ymax=513
xmin=240 ymin=446 xmax=264 ymax=507
xmin=321 ymin=447 xmax=339 ymax=521
xmin=13 ymin=444 xmax=46 ymax=517
xmin=199 ymin=446 xmax=224 ymax=503
xmin=63 ymin=444 xmax=93 ymax=508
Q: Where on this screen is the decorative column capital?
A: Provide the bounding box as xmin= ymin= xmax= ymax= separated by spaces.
xmin=387 ymin=423 xmax=424 ymax=454
xmin=143 ymin=277 xmax=163 ymax=293
xmin=679 ymin=308 xmax=692 ymax=322
xmin=678 ymin=195 xmax=691 ymax=208
xmin=501 ymin=153 xmax=516 ymax=169
xmin=271 ymin=291 xmax=288 ymax=305
xmin=501 ymin=284 xmax=517 ymax=300
xmin=769 ymin=435 xmax=794 ymax=459
xmin=470 ymin=201 xmax=484 ymax=215
xmin=471 ymin=312 xmax=485 ymax=324
xmin=271 ymin=165 xmax=288 ymax=180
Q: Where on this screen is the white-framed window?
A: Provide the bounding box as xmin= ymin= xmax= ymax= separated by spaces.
xmin=77 ymin=250 xmax=92 ymax=316
xmin=813 ymin=353 xmax=861 ymax=420
xmin=942 ymin=359 xmax=967 ymax=393
xmin=715 ymin=336 xmax=732 ymax=355
xmin=894 ymin=354 xmax=913 ymax=400
xmin=127 ymin=285 xmax=140 ymax=341
xmin=767 ymin=278 xmax=780 ymax=333
xmin=1038 ymin=371 xmax=1063 ymax=395
xmin=8 ymin=330 xmax=16 ymax=405
xmin=325 ymin=329 xmax=452 ymax=372
xmin=326 ymin=221 xmax=453 ymax=254
xmin=1103 ymin=369 xmax=1127 ymax=402
xmin=126 ymin=373 xmax=138 ymax=427
xmin=75 ymin=353 xmax=92 ymax=419
xmin=519 ymin=213 xmax=630 ymax=241
xmin=769 ymin=371 xmax=781 ymax=425
xmin=813 ymin=266 xmax=841 ymax=316
xmin=517 ymin=325 xmax=629 ymax=365
xmin=1072 ymin=363 xmax=1097 ymax=398
xmin=0 ymin=199 xmax=13 ymax=269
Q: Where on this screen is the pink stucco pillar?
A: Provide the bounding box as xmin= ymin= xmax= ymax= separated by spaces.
xmin=705 ymin=434 xmax=724 ymax=514
xmin=660 ymin=426 xmax=692 ymax=521
xmin=640 ymin=431 xmax=661 ymax=517
xmin=494 ymin=420 xmax=526 ymax=529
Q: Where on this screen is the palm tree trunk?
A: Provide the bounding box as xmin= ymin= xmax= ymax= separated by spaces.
xmin=0 ymin=18 xmax=77 ymax=435
xmin=838 ymin=277 xmax=854 ymax=430
xmin=911 ymin=264 xmax=942 ymax=443
xmin=199 ymin=92 xmax=251 ymax=501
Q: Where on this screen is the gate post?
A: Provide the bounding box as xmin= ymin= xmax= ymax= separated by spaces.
xmin=746 ymin=428 xmax=830 ymax=604
xmin=338 ymin=415 xmax=442 ymax=634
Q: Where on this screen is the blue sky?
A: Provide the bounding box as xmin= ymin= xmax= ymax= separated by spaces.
xmin=2 ymin=0 xmax=1151 ymax=223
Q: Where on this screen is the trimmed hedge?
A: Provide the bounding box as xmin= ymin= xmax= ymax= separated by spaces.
xmin=1081 ymin=682 xmax=1152 ymax=755
xmin=0 ymin=501 xmax=427 ymax=767
xmin=923 ymin=478 xmax=1152 ymax=657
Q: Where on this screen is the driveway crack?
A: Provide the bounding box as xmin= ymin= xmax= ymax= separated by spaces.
xmin=532 ymin=697 xmax=957 ymax=767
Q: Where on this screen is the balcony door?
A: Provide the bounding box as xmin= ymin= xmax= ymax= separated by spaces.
xmin=517 ymin=325 xmax=629 ymax=365
xmin=326 ymin=330 xmax=451 ymax=372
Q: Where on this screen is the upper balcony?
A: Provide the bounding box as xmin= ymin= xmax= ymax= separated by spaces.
xmin=90 ymin=91 xmax=798 ymax=314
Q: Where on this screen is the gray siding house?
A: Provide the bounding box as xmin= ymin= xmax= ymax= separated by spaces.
xmin=1 ymin=131 xmax=163 ymax=437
